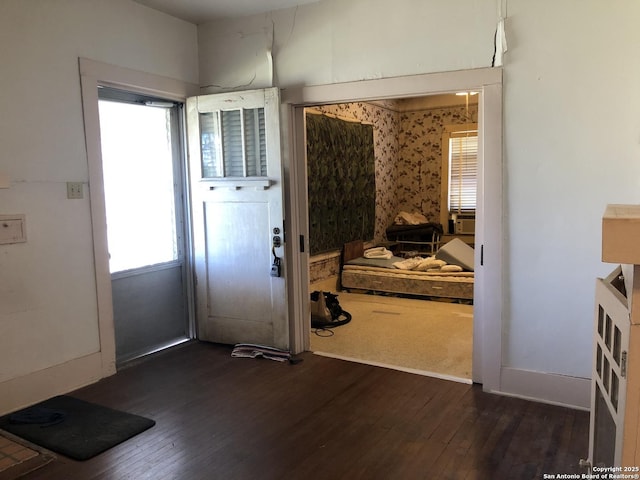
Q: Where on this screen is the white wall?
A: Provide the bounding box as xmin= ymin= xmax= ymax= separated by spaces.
xmin=199 ymin=0 xmax=495 ymax=92
xmin=2 ymin=0 xmax=638 ymax=413
xmin=0 ymin=0 xmax=197 ymax=414
xmin=503 ymin=0 xmax=640 ymax=379
xmin=198 ymin=0 xmax=640 ymax=406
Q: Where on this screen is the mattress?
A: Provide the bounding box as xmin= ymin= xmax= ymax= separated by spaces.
xmin=342 ymin=255 xmax=474 ymax=300
xmin=345 ymin=255 xmax=405 ymax=269
xmin=342 ymin=266 xmax=473 ymax=299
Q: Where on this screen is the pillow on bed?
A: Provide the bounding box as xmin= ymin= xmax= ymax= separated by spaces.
xmin=394 ymin=211 xmax=429 ymax=225
xmin=392 ymin=257 xmax=423 ymax=270
xmin=415 ymin=258 xmax=446 ymax=271
xmin=436 ymin=238 xmax=474 ymax=271
xmin=440 ymin=264 xmax=463 ymax=273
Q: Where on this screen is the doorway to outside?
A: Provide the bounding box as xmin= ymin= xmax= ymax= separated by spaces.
xmin=97 ymin=87 xmax=192 ymax=365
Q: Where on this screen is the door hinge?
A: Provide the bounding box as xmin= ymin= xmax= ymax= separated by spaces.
xmin=622 ymin=351 xmax=628 ymax=378
xmin=480 ymin=244 xmax=484 ymax=266
xmin=299 ymin=235 xmax=305 ymax=253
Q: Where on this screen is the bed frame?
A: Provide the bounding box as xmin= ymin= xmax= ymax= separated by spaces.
xmin=340 ymin=240 xmax=474 ymax=300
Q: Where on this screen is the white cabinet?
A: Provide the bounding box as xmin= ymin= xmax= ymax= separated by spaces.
xmin=589 ymin=205 xmax=640 ymax=468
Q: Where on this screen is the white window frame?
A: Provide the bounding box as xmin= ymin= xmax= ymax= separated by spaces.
xmin=440 ymin=123 xmax=478 ymax=227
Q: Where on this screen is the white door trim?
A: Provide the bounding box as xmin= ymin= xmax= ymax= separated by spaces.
xmin=282 ymin=67 xmax=503 ymax=391
xmin=78 ymin=58 xmax=199 ymax=375
xmin=281 ymin=104 xmax=310 ymax=351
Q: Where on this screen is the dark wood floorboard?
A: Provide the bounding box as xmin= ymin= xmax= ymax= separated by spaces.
xmin=13 ymin=341 xmax=589 ymax=480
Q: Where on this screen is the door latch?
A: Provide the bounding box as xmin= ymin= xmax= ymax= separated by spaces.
xmin=270 ymin=255 xmax=282 ymax=277
xmin=270 ymin=227 xmax=282 ymax=277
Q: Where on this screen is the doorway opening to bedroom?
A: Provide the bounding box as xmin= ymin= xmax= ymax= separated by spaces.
xmin=304 ymin=93 xmax=478 ymax=382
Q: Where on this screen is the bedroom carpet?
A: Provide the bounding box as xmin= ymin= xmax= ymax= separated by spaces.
xmin=309 ymin=292 xmax=473 ymax=381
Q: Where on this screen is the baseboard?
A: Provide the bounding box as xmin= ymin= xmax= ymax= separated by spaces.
xmin=0 ymin=352 xmax=109 ymax=416
xmin=495 ymin=366 xmax=590 ymax=410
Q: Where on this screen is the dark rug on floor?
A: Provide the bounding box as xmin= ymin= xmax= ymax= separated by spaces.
xmin=0 ymin=396 xmax=155 ymax=461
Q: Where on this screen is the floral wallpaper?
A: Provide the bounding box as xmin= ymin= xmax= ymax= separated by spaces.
xmin=397 ymin=105 xmax=478 ymax=222
xmin=307 ymin=100 xmax=478 ymax=283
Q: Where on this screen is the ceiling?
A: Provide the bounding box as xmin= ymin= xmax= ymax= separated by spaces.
xmin=133 ymin=0 xmax=320 ymax=24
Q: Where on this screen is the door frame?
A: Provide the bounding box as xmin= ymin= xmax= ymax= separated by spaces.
xmin=282 ymin=68 xmax=503 ymax=390
xmin=79 ymin=58 xmax=199 ymax=374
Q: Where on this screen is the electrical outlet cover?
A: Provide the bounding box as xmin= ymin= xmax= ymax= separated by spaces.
xmin=67 ymin=182 xmax=83 ymax=199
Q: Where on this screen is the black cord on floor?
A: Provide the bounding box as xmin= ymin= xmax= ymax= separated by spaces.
xmin=312 ymin=327 xmax=335 ymax=337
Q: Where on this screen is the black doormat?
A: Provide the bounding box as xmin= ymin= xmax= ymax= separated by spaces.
xmin=0 ymin=396 xmax=155 ymax=461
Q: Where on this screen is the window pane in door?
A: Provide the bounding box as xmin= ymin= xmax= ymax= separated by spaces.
xmin=244 ymin=108 xmax=266 ymax=176
xmin=199 ymin=107 xmax=267 ymax=178
xmin=221 ymin=110 xmax=244 ymax=176
xmin=99 ymin=100 xmax=178 ymax=273
xmin=199 ymin=112 xmax=221 ymax=178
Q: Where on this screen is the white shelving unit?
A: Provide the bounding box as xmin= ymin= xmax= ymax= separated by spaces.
xmin=589 ymin=205 xmax=640 ymax=468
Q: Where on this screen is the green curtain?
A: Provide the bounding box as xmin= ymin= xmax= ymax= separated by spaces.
xmin=306 ymin=113 xmax=376 ymax=254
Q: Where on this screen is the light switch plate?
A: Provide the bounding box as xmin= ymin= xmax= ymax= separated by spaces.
xmin=67 ymin=182 xmax=83 ymax=199
xmin=0 ymin=214 xmax=26 ymax=244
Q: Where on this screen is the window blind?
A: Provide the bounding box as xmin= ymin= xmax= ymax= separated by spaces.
xmin=199 ymin=107 xmax=267 ymax=178
xmin=243 ymin=108 xmax=266 ymax=176
xmin=448 ymin=131 xmax=478 ymax=214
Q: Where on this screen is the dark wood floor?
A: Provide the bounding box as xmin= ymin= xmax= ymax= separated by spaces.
xmin=19 ymin=341 xmax=589 ymax=480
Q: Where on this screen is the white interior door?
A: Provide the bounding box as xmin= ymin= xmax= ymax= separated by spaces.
xmin=187 ymin=88 xmax=288 ymax=349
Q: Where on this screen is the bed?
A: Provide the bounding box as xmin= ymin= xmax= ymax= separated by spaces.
xmin=340 ymin=238 xmax=474 ymax=300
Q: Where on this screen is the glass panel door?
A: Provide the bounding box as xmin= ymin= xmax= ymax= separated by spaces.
xmin=98 ymin=87 xmax=191 ymax=365
xmin=99 ymin=100 xmax=179 ymax=272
